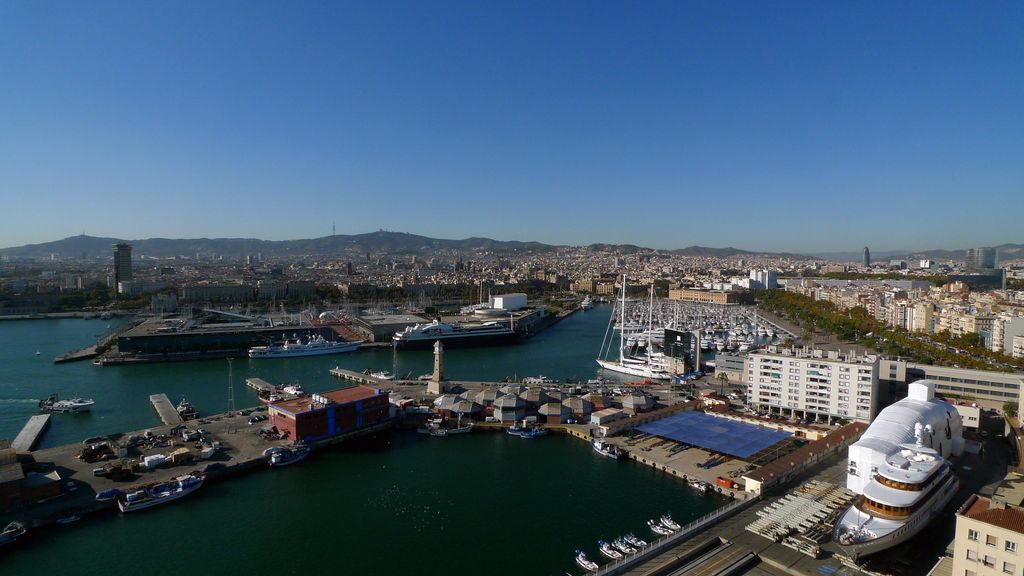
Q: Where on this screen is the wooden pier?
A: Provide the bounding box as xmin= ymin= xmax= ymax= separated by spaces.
xmin=12 ymin=414 xmax=51 ymax=452
xmin=149 ymin=393 xmax=183 ymax=425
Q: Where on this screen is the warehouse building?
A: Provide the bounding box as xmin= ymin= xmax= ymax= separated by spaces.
xmin=268 ymin=386 xmax=390 ymax=444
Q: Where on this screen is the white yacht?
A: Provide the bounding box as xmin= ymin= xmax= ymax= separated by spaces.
xmin=118 ymin=473 xmax=204 ymax=513
xmin=39 ymin=394 xmax=94 ymax=413
xmin=248 ymin=334 xmax=361 ymax=358
xmin=834 ymin=440 xmax=959 ymax=558
xmin=392 ymin=320 xmax=518 ymax=349
xmin=834 ymin=380 xmax=964 ymax=559
xmin=580 ymin=296 xmax=594 ymax=310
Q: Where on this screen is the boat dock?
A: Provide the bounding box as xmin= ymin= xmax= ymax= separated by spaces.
xmin=149 ymin=394 xmax=183 ymax=425
xmin=0 ymin=404 xmax=394 ymax=534
xmin=53 ymin=345 xmax=99 ymax=364
xmin=329 ymin=367 xmax=393 ymax=386
xmin=11 ymin=414 xmax=50 ymax=453
xmin=245 ymin=378 xmax=277 ymax=393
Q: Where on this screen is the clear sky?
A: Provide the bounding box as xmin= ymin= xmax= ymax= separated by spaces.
xmin=1 ymin=2 xmax=1021 ymax=253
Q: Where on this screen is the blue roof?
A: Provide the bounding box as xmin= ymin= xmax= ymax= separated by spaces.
xmin=637 ymin=411 xmax=791 ymax=459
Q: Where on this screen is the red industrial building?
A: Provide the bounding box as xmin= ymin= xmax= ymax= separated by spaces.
xmin=268 ymin=386 xmax=390 ymax=443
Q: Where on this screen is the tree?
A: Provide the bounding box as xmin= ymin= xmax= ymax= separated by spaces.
xmin=1004 ymin=401 xmax=1019 ymax=419
xmin=717 ymin=372 xmax=730 ymax=396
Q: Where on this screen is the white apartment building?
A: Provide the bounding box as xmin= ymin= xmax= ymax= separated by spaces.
xmin=952 ymin=494 xmax=1024 ymax=576
xmin=747 ymin=346 xmax=881 ymax=423
xmin=1014 ymin=335 xmax=1024 ymax=360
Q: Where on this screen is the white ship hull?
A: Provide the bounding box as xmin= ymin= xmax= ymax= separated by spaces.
xmin=596 ymin=359 xmax=671 ymax=380
xmin=249 ymin=341 xmax=361 ymax=358
xmin=835 ymin=473 xmax=960 ymax=559
xmin=118 ymin=476 xmax=204 ymax=513
xmin=393 ymin=330 xmax=519 ymax=349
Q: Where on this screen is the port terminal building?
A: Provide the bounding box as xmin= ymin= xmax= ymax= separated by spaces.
xmin=268 ymin=386 xmax=390 ymax=444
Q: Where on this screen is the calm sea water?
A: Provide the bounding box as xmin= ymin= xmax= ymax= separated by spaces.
xmin=0 ymin=307 xmax=722 ymax=575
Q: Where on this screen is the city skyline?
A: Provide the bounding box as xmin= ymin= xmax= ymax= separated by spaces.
xmin=1 ymin=230 xmax=1020 ymax=262
xmin=2 ymin=2 xmax=1022 ymax=251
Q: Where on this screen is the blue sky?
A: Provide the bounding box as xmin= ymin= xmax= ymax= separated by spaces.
xmin=1 ymin=2 xmax=1021 ymax=253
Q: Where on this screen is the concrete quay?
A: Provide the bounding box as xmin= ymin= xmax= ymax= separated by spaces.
xmin=149 ymin=393 xmax=183 ymax=425
xmin=0 ymin=405 xmax=394 ymax=532
xmin=11 ymin=415 xmax=50 ymax=453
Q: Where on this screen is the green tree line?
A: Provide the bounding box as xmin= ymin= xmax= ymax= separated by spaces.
xmin=755 ymin=289 xmax=1024 ymax=371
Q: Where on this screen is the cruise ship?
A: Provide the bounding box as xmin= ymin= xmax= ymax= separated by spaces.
xmin=391 ymin=320 xmax=519 ymax=350
xmin=248 ymin=334 xmax=361 ymax=358
xmin=833 ymin=380 xmax=964 ymax=559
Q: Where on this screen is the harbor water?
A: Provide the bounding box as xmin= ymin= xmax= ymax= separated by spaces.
xmin=0 ymin=307 xmax=724 ymax=575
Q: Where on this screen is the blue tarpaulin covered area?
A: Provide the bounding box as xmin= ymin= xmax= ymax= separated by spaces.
xmin=637 ymin=411 xmax=792 ymax=459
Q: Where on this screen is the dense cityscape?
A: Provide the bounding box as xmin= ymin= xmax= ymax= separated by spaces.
xmin=2 ymin=3 xmax=1022 ymax=576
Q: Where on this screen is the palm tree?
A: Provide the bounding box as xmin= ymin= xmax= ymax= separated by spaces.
xmin=717 ymin=372 xmax=730 ymax=397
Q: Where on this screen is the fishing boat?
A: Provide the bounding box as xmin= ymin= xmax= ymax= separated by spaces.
xmin=592 ymin=440 xmax=623 ymax=459
xmin=55 ymin=513 xmax=81 ymax=525
xmin=118 ymin=474 xmax=204 ymax=513
xmin=660 ymin=515 xmax=681 ymax=531
xmin=506 ymin=425 xmax=525 ymax=437
xmin=519 ymin=426 xmax=548 ymax=439
xmin=688 ymin=479 xmax=709 ymax=493
xmin=0 ymin=522 xmax=26 ymax=547
xmin=370 ymin=370 xmax=396 ymax=381
xmin=624 ymin=533 xmax=648 ymax=548
xmin=575 ymin=550 xmax=599 ymax=572
xmin=648 ymin=519 xmax=674 ymax=535
xmin=267 ymin=444 xmax=311 ymax=467
xmin=38 ymin=393 xmax=94 ymax=414
xmin=176 ymin=396 xmax=198 ymax=420
xmin=598 ymin=540 xmax=623 ymax=560
xmin=612 ymin=539 xmax=637 ymax=554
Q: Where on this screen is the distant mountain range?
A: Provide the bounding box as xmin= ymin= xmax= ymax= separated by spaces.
xmin=1 ymin=233 xmax=1019 ymax=262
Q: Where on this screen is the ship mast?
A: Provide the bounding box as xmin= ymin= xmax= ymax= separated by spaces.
xmin=619 ymin=273 xmax=626 ymax=364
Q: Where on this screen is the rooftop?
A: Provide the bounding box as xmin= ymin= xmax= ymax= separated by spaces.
xmin=271 ymin=386 xmax=382 ymax=415
xmin=960 ymin=494 xmax=1024 ymax=534
xmin=750 ymin=345 xmax=877 ymax=364
xmin=745 ymin=422 xmax=868 ymax=483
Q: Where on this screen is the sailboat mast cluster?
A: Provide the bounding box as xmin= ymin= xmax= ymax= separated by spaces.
xmin=596 ymin=274 xmax=672 ymax=380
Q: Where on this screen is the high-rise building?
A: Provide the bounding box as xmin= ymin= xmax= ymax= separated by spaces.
xmin=966 ymin=247 xmax=998 ymax=272
xmin=746 ymin=346 xmax=881 ymax=423
xmin=113 ymin=243 xmax=133 ymax=293
xmin=862 ymin=246 xmax=871 ymax=268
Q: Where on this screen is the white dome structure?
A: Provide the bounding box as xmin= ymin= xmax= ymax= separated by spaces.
xmin=846 ymin=380 xmax=964 ymax=495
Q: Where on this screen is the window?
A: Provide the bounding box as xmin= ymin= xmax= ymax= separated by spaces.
xmin=1007 ymin=540 xmax=1017 ymax=553
xmin=967 ymin=549 xmax=977 ymax=560
xmin=988 ymin=534 xmax=999 ymax=546
xmin=984 ymin=555 xmax=996 ymax=567
xmin=1003 ymin=561 xmax=1015 ymax=574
